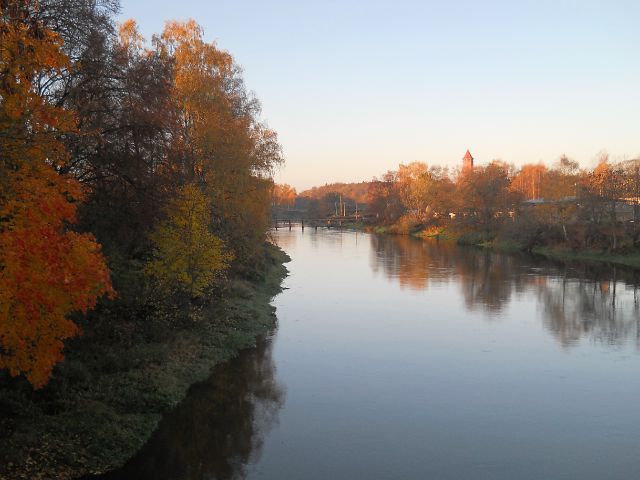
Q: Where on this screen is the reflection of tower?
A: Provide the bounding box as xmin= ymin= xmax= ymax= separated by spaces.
xmin=463 ymin=149 xmax=474 ymax=172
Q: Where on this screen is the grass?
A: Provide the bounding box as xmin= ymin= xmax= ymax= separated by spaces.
xmin=531 ymin=246 xmax=640 ymax=269
xmin=370 ymin=220 xmax=640 ymax=270
xmin=0 ymin=244 xmax=290 ymax=480
xmin=475 ymin=239 xmax=526 ymax=253
xmin=368 ymin=225 xmax=389 ymax=234
xmin=413 ymin=225 xmax=462 ymax=242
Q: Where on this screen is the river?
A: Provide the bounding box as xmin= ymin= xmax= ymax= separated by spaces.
xmin=94 ymin=229 xmax=640 ymax=479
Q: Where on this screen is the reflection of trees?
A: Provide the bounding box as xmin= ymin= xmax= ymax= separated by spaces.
xmin=271 ymin=229 xmax=297 ymax=250
xmin=454 ymin=248 xmax=526 ymax=313
xmin=370 ymin=234 xmax=456 ymax=290
xmin=369 ymin=235 xmax=527 ymax=311
xmin=97 ymin=337 xmax=284 ymax=480
xmin=370 ymin=234 xmax=640 ymax=346
xmin=537 ymin=269 xmax=640 ymax=348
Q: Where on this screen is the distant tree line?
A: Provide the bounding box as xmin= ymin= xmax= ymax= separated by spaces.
xmin=367 ymin=153 xmax=640 ymax=251
xmin=299 ymin=182 xmax=370 ymax=204
xmin=0 ymin=1 xmax=282 ymax=387
xmin=281 ymin=182 xmax=370 ymax=219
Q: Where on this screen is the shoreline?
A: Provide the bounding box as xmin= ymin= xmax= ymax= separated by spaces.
xmin=527 ymin=246 xmax=640 ymax=269
xmin=0 ymin=244 xmax=290 ymax=480
xmin=363 ymin=223 xmax=640 ymax=270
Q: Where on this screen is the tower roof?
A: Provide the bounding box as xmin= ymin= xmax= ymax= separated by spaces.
xmin=463 ymin=149 xmax=473 ymax=161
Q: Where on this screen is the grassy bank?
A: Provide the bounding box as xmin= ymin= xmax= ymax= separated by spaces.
xmin=459 ymin=234 xmax=640 ymax=269
xmin=0 ymin=244 xmax=289 ymax=480
xmin=366 ymin=221 xmax=464 ymax=242
xmin=368 ymin=219 xmax=640 ymax=270
xmin=529 ymin=246 xmax=640 ymax=269
xmin=456 ymin=232 xmax=640 ymax=268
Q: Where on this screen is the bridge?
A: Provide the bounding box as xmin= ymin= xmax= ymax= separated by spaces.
xmin=272 ymin=215 xmax=371 ymax=231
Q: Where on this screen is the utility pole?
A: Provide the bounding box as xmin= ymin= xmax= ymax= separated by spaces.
xmin=635 ymin=165 xmax=640 ymax=223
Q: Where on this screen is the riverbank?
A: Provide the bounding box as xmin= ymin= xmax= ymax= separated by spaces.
xmin=458 ymin=234 xmax=640 ymax=269
xmin=0 ymin=244 xmax=289 ymax=480
xmin=454 ymin=233 xmax=640 ymax=269
xmin=365 ymin=220 xmax=640 ymax=270
xmin=526 ymin=246 xmax=640 ymax=269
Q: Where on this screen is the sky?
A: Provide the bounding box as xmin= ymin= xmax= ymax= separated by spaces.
xmin=119 ymin=0 xmax=640 ymax=191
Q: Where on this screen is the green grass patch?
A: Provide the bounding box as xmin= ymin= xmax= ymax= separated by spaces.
xmin=456 ymin=230 xmax=495 ymax=246
xmin=532 ymin=246 xmax=640 ymax=269
xmin=477 ymin=239 xmax=526 ymax=253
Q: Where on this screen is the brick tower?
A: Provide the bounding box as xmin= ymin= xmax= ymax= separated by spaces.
xmin=462 ymin=149 xmax=474 ymax=172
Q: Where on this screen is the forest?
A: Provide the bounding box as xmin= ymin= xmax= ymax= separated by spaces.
xmin=1 ymin=1 xmax=286 ymax=477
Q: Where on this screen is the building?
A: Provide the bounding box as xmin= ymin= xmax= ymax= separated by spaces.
xmin=463 ymin=149 xmax=474 ymax=171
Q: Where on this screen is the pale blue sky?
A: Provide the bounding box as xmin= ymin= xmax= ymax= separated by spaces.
xmin=120 ymin=0 xmax=640 ymax=191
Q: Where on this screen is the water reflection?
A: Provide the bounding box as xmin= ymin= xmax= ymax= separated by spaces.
xmin=92 ymin=336 xmax=284 ymax=480
xmin=370 ymin=234 xmax=640 ymax=347
xmin=537 ymin=274 xmax=640 ymax=348
xmin=82 ymin=231 xmax=640 ymax=480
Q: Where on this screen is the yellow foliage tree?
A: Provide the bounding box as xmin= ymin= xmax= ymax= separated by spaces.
xmin=146 ymin=184 xmax=232 ymax=298
xmin=510 ymin=164 xmax=547 ymax=200
xmin=154 ymin=19 xmax=282 ymax=261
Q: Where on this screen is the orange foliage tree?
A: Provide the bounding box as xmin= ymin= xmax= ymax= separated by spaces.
xmin=272 ymin=183 xmax=297 ymax=208
xmin=0 ymin=1 xmax=114 ymax=388
xmin=510 ymin=163 xmax=547 ymax=200
xmin=154 ymin=20 xmax=283 ymax=261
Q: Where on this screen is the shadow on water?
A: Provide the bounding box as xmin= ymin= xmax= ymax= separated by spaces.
xmin=87 ymin=336 xmax=285 ymax=480
xmin=370 ymin=234 xmax=640 ymax=348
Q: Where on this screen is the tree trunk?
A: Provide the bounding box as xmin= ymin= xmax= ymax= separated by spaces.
xmin=611 ymin=202 xmax=617 ymax=250
xmin=562 ymin=223 xmax=569 ymax=244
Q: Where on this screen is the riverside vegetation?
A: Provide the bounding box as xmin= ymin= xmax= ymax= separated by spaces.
xmin=0 ymin=1 xmax=287 ymax=478
xmin=288 ymin=153 xmax=640 ymax=268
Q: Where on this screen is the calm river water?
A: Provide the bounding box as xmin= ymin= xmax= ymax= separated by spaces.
xmin=97 ymin=229 xmax=640 ymax=479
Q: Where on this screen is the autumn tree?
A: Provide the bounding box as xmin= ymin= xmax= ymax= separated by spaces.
xmin=368 ymin=171 xmax=404 ymax=223
xmin=0 ymin=1 xmax=114 ymax=387
xmin=393 ymin=163 xmax=456 ymax=222
xmin=64 ymin=18 xmax=177 ymax=262
xmin=0 ymin=0 xmax=75 ymax=173
xmin=397 ymin=162 xmax=431 ymax=218
xmin=155 ymin=20 xmax=282 ymax=266
xmin=540 ymin=154 xmax=581 ymax=200
xmin=581 ymin=153 xmax=626 ymax=249
xmin=146 ymin=184 xmax=232 ymax=298
xmin=535 ymin=155 xmax=582 ymax=244
xmin=272 ymin=183 xmax=297 ymax=208
xmin=510 ymin=163 xmax=547 ymax=200
xmin=299 ymin=182 xmax=370 ymax=205
xmin=457 ymin=161 xmax=516 ymax=231
xmin=0 ymin=165 xmax=114 ymax=388
xmin=417 ymin=165 xmax=455 ymax=219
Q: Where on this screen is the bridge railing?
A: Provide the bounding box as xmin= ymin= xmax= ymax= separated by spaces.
xmin=272 ymin=216 xmax=373 ymax=230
